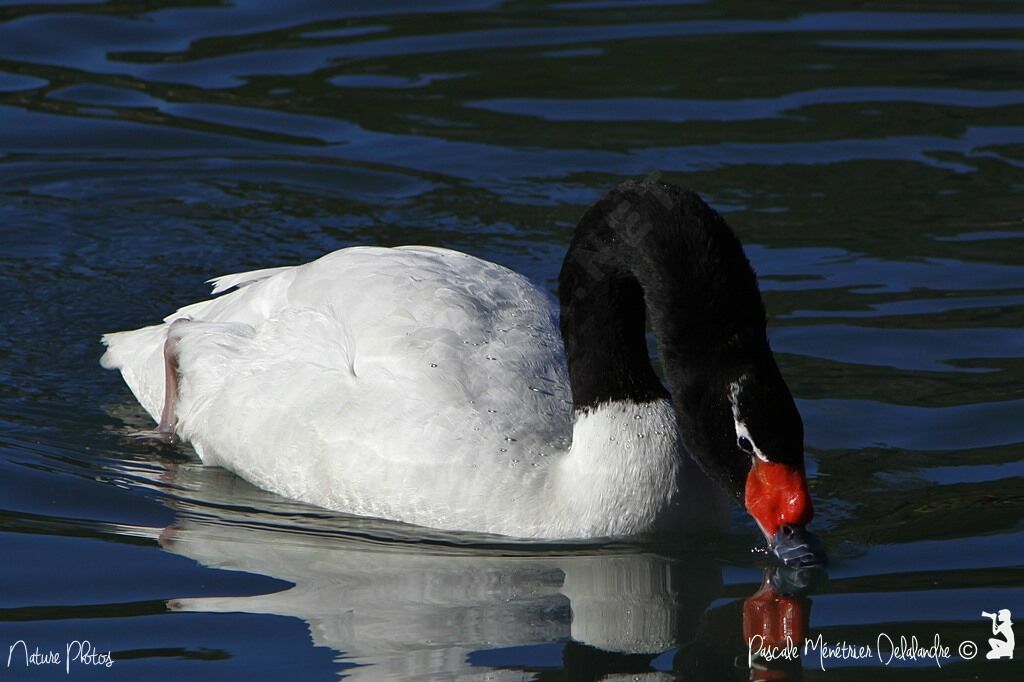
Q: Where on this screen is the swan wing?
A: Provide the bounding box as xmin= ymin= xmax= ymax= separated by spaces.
xmin=103 ymin=246 xmax=571 ymax=531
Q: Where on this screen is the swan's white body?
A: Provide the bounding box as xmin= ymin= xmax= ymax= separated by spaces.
xmin=103 ymin=246 xmax=719 ymax=539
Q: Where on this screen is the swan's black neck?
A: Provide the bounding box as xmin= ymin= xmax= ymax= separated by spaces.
xmin=558 ymin=180 xmax=765 ymax=413
xmin=557 ymin=252 xmax=670 ymax=409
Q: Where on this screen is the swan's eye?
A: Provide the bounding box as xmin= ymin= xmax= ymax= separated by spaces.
xmin=737 ymin=436 xmax=754 ymax=454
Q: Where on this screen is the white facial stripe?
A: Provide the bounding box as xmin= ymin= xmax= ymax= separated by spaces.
xmin=733 ymin=419 xmax=769 ymax=462
xmin=728 ymin=379 xmax=743 ymax=411
xmin=728 ymin=376 xmax=769 ymax=462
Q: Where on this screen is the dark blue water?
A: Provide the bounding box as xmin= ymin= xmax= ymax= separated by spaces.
xmin=1 ymin=1 xmax=1022 ymax=679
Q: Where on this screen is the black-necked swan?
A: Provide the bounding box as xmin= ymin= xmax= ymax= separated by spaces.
xmin=101 ymin=180 xmax=825 ymax=568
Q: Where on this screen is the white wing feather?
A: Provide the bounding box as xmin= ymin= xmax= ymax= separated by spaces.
xmin=206 ymin=265 xmax=295 ymax=295
xmin=104 ymin=247 xmax=574 ymax=531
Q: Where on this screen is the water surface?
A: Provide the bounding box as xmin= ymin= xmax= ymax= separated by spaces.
xmin=1 ymin=0 xmax=1022 ymax=679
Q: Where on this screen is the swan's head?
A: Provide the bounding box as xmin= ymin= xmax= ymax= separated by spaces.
xmin=672 ymin=332 xmax=824 ymax=569
xmin=729 ymin=364 xmax=822 ymax=569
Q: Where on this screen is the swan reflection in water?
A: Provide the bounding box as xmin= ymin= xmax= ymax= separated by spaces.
xmin=140 ymin=459 xmax=816 ymax=680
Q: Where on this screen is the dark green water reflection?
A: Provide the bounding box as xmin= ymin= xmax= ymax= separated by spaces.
xmin=0 ymin=0 xmax=1021 ymax=679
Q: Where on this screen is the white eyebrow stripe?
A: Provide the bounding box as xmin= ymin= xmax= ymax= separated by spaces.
xmin=728 ymin=380 xmax=743 ymax=413
xmin=733 ymin=418 xmax=769 ymax=462
xmin=729 ymin=377 xmax=769 ymax=462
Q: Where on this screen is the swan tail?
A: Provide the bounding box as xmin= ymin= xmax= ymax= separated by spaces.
xmin=101 ymin=324 xmax=171 ymax=423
